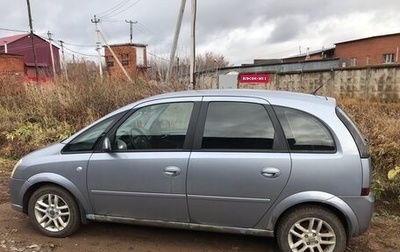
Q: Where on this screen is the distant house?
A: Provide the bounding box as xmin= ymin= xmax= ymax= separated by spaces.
xmin=0 ymin=33 xmax=60 ymax=80
xmin=282 ymin=47 xmax=335 ymax=63
xmin=104 ymin=43 xmax=148 ymax=78
xmin=335 ymin=33 xmax=400 ymax=68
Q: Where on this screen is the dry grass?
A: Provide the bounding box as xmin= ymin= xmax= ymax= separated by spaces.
xmin=339 ymin=99 xmax=400 ymax=199
xmin=0 ymin=72 xmax=182 ymax=157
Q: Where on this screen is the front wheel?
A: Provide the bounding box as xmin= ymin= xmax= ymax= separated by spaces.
xmin=276 ymin=205 xmax=347 ymax=252
xmin=28 ymin=185 xmax=81 ymax=237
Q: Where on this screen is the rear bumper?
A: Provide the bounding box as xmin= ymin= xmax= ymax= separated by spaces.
xmin=340 ymin=193 xmax=374 ymax=237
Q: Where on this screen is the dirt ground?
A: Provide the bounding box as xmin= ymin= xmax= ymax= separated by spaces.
xmin=0 ymin=164 xmax=399 ymax=252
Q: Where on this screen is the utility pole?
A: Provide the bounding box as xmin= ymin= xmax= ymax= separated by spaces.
xmin=125 ymin=20 xmax=137 ymax=44
xmin=58 ymin=40 xmax=69 ymax=81
xmin=47 ymin=31 xmax=56 ymax=77
xmin=190 ymin=0 xmax=197 ymax=88
xmin=91 ymin=15 xmax=103 ymax=80
xmin=166 ymin=0 xmax=186 ymax=82
xmin=26 ymin=0 xmax=39 ymax=83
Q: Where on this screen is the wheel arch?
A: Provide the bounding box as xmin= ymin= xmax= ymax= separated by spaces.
xmin=21 ymin=173 xmax=91 ymax=223
xmin=267 ymin=191 xmax=359 ymax=237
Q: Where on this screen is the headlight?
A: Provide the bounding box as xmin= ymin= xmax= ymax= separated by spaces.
xmin=10 ymin=159 xmax=22 ymax=178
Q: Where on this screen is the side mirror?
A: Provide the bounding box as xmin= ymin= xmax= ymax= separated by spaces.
xmin=102 ymin=137 xmax=112 ymax=152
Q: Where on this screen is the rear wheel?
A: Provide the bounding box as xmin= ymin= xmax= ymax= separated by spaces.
xmin=276 ymin=206 xmax=347 ymax=252
xmin=28 ymin=185 xmax=81 ymax=237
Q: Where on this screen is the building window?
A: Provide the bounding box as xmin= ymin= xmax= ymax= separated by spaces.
xmin=382 ymin=53 xmax=394 ymax=64
xmin=350 ymin=57 xmax=357 ymax=67
xmin=120 ymin=53 xmax=129 ymax=66
xmin=366 ymin=56 xmax=371 ymax=65
xmin=341 ymin=59 xmax=347 ymax=68
xmin=106 ymin=56 xmax=114 ymax=67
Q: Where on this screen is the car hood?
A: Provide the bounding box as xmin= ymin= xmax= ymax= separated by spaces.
xmin=20 ymin=142 xmax=66 ymax=166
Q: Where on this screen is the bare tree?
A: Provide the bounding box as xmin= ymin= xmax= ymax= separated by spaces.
xmin=148 ymin=51 xmax=230 ymax=82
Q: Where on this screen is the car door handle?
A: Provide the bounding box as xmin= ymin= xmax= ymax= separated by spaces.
xmin=261 ymin=168 xmax=281 ymax=178
xmin=164 ymin=166 xmax=181 ymax=176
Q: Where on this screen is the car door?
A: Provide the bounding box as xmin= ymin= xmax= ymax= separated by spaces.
xmin=87 ymin=97 xmax=201 ymax=222
xmin=187 ymin=97 xmax=291 ymax=228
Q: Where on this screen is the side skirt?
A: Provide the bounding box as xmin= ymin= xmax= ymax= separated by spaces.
xmin=86 ymin=214 xmax=274 ymax=237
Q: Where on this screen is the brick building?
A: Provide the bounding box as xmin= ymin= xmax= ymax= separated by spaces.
xmin=104 ymin=43 xmax=148 ymax=78
xmin=0 ymin=53 xmax=24 ymax=76
xmin=335 ymin=33 xmax=400 ymax=68
xmin=281 ymin=33 xmax=400 ymax=68
xmin=0 ymin=33 xmax=60 ymax=80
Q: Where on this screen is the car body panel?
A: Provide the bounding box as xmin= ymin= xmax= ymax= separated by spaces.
xmin=87 ymin=152 xmax=190 ymax=221
xmin=187 ymin=152 xmax=291 ymax=227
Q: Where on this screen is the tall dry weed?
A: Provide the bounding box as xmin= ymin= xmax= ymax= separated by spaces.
xmin=339 ymin=99 xmax=400 ymax=198
xmin=0 ymin=71 xmax=181 ymax=157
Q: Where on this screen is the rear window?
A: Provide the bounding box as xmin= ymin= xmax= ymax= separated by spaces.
xmin=336 ymin=107 xmax=369 ymax=158
xmin=274 ymin=106 xmax=336 ymax=152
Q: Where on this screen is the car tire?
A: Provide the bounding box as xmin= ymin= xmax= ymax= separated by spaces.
xmin=276 ymin=205 xmax=347 ymax=252
xmin=28 ymin=185 xmax=81 ymax=237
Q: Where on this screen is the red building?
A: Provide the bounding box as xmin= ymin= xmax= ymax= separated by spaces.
xmin=104 ymin=43 xmax=148 ymax=79
xmin=335 ymin=33 xmax=400 ymax=68
xmin=0 ymin=33 xmax=60 ymax=80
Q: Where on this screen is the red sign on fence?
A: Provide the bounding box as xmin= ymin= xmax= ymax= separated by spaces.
xmin=240 ymin=74 xmax=269 ymax=84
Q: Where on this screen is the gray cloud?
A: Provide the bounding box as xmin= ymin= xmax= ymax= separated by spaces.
xmin=1 ymin=0 xmax=400 ymax=64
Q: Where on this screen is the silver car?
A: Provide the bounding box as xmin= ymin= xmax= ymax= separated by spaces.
xmin=9 ymin=89 xmax=373 ymax=252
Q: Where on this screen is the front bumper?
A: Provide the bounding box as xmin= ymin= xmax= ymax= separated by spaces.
xmin=8 ymin=177 xmax=28 ymax=213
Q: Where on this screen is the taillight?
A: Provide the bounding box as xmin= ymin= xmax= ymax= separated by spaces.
xmin=361 ymin=187 xmax=370 ymax=196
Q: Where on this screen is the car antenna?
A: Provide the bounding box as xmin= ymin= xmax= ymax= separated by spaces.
xmin=311 ymin=68 xmax=338 ymax=96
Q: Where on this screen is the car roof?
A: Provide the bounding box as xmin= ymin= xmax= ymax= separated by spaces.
xmin=140 ymin=89 xmax=336 ymax=107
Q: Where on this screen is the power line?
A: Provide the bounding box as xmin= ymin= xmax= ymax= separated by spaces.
xmin=0 ymin=27 xmax=28 ymax=33
xmin=103 ymin=0 xmax=142 ymax=19
xmin=98 ymin=0 xmax=142 ymax=19
xmin=148 ymin=51 xmax=169 ymax=61
xmin=97 ymin=0 xmax=132 ymax=18
xmin=62 ymin=41 xmax=94 ymax=48
xmin=62 ymin=44 xmax=99 ymax=58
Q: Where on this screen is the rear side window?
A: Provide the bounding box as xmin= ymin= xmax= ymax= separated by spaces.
xmin=336 ymin=107 xmax=369 ymax=157
xmin=274 ymin=106 xmax=335 ymax=152
xmin=201 ymin=102 xmax=275 ymax=150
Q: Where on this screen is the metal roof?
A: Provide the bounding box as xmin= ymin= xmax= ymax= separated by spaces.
xmin=0 ymin=33 xmax=29 ymax=46
xmin=335 ymin=32 xmax=400 ymax=45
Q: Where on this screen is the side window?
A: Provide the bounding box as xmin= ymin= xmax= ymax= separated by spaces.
xmin=114 ymin=102 xmax=194 ymax=150
xmin=274 ymin=106 xmax=335 ymax=152
xmin=201 ymin=102 xmax=275 ymax=150
xmin=63 ymin=115 xmax=118 ymax=152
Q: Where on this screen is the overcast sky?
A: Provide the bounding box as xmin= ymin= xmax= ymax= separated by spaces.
xmin=1 ymin=0 xmax=400 ymax=65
